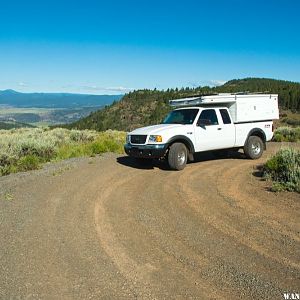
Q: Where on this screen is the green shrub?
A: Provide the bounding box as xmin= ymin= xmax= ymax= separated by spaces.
xmin=273 ymin=133 xmax=284 ymax=142
xmin=69 ymin=130 xmax=97 ymax=143
xmin=56 ymin=144 xmax=88 ymax=160
xmin=269 ymin=182 xmax=287 ymax=192
xmin=17 ymin=155 xmax=41 ymax=172
xmin=273 ymin=127 xmax=300 ymax=142
xmin=0 ymin=165 xmax=12 ymax=176
xmin=89 ymin=141 xmax=106 ymax=155
xmin=0 ymin=128 xmax=126 ymax=176
xmin=286 ymin=119 xmax=300 ymax=126
xmin=264 ymin=148 xmax=300 ymax=193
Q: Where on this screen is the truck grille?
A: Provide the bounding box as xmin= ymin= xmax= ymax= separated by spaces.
xmin=130 ymin=135 xmax=147 ymax=144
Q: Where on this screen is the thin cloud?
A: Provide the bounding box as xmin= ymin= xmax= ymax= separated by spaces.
xmin=187 ymin=80 xmax=226 ymax=88
xmin=18 ymin=82 xmax=27 ymax=87
xmin=105 ymin=86 xmax=135 ymax=92
xmin=194 ymin=80 xmax=227 ymax=87
xmin=208 ymin=80 xmax=226 ymax=86
xmin=82 ymin=85 xmax=135 ymax=93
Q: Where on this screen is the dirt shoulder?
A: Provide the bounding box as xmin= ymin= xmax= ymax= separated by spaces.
xmin=0 ymin=143 xmax=299 ymax=299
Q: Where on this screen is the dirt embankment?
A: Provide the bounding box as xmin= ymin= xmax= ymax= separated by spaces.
xmin=0 ymin=143 xmax=299 ymax=299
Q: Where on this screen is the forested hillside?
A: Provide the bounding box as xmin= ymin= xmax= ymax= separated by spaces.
xmin=67 ymin=78 xmax=300 ymax=132
xmin=0 ymin=121 xmax=35 ymax=130
xmin=220 ymin=78 xmax=300 ymax=109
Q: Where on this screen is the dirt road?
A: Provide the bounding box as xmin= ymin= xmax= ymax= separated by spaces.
xmin=0 ymin=143 xmax=299 ymax=299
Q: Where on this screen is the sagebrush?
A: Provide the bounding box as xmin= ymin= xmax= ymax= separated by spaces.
xmin=0 ymin=128 xmax=125 ymax=175
xmin=273 ymin=127 xmax=300 ymax=142
xmin=264 ymin=148 xmax=300 ymax=193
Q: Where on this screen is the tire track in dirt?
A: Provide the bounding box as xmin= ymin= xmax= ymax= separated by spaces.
xmin=94 ymin=169 xmax=158 ymax=298
xmin=177 ymin=147 xmax=300 ymax=297
xmin=94 ymin=165 xmax=227 ymax=299
xmin=215 ymin=155 xmax=300 ymax=269
xmin=217 ymin=162 xmax=300 ymax=241
xmin=1 ymin=144 xmax=299 ymax=299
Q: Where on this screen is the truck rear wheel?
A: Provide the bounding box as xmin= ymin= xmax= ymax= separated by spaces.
xmin=244 ymin=136 xmax=264 ymax=159
xmin=168 ymin=143 xmax=187 ymax=170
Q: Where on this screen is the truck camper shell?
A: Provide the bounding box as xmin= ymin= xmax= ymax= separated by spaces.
xmin=169 ymin=93 xmax=279 ymax=123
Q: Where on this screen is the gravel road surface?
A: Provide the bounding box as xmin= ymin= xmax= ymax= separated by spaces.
xmin=0 ymin=143 xmax=299 ymax=299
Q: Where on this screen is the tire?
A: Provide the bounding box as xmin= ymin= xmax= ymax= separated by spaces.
xmin=244 ymin=136 xmax=264 ymax=159
xmin=168 ymin=143 xmax=188 ymax=170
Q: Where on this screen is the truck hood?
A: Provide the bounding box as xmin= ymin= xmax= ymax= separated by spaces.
xmin=129 ymin=124 xmax=185 ymax=135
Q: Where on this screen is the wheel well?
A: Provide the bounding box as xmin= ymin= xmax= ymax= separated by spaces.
xmin=247 ymin=129 xmax=266 ymax=149
xmin=169 ymin=139 xmax=190 ymax=152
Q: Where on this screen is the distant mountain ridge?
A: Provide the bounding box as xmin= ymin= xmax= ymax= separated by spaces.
xmin=66 ymin=78 xmax=300 ymax=132
xmin=0 ymin=89 xmax=123 ymax=108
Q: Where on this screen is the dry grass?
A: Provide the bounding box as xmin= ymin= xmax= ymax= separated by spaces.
xmin=0 ymin=128 xmax=125 ymax=175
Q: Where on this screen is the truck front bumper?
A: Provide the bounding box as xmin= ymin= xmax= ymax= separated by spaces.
xmin=124 ymin=143 xmax=168 ymax=158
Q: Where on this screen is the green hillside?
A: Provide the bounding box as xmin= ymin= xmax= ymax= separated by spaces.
xmin=0 ymin=121 xmax=35 ymax=130
xmin=220 ymin=78 xmax=300 ymax=109
xmin=67 ymin=78 xmax=300 ymax=132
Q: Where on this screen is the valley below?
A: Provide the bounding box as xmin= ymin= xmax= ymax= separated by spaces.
xmin=0 ymin=142 xmax=299 ymax=299
xmin=0 ymin=106 xmax=104 ymax=127
xmin=0 ymin=90 xmax=122 ymax=127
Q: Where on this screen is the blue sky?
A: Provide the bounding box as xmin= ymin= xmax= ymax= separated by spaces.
xmin=0 ymin=0 xmax=299 ymax=94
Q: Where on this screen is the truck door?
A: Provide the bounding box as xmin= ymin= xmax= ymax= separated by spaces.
xmin=194 ymin=108 xmax=235 ymax=152
xmin=217 ymin=108 xmax=235 ymax=148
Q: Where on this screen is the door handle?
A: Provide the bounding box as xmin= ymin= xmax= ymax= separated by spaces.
xmin=217 ymin=128 xmax=222 ymax=130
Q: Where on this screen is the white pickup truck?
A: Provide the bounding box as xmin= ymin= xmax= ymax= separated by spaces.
xmin=124 ymin=93 xmax=279 ymax=170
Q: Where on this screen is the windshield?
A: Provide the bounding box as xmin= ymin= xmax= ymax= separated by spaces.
xmin=162 ymin=109 xmax=199 ymax=125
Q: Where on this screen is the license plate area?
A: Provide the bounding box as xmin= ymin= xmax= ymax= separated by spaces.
xmin=131 ymin=147 xmax=141 ymax=155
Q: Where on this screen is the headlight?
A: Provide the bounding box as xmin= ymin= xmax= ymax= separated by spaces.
xmin=126 ymin=134 xmax=130 ymax=143
xmin=149 ymin=135 xmax=163 ymax=143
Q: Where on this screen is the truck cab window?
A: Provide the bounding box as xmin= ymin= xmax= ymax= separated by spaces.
xmin=163 ymin=109 xmax=199 ymax=125
xmin=220 ymin=109 xmax=232 ymax=124
xmin=198 ymin=109 xmax=218 ymax=126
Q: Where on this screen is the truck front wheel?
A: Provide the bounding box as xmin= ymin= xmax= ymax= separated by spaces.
xmin=244 ymin=136 xmax=264 ymax=159
xmin=168 ymin=143 xmax=187 ymax=170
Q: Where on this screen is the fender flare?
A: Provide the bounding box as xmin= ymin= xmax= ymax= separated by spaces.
xmin=166 ymin=135 xmax=195 ymax=153
xmin=245 ymin=128 xmax=267 ymax=149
